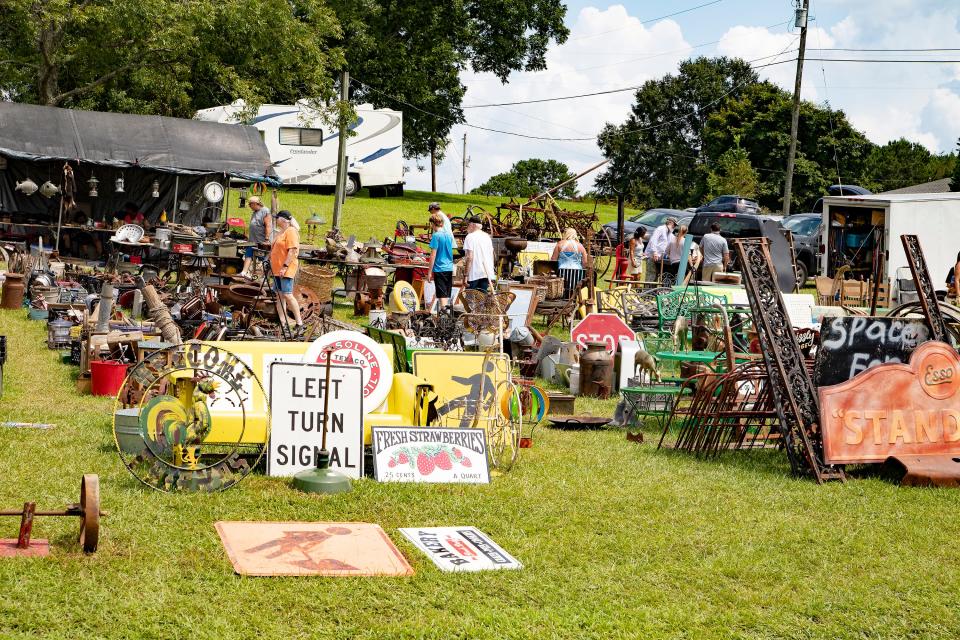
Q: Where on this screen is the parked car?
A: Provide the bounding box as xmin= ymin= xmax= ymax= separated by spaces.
xmin=695 ymin=195 xmax=760 ymax=214
xmin=600 ymin=208 xmax=691 ymax=244
xmin=812 ymin=184 xmax=872 ymax=213
xmin=780 ymin=213 xmax=822 ymax=286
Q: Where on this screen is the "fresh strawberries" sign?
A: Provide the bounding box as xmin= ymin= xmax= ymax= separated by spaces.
xmin=371 ymin=426 xmax=490 ymax=483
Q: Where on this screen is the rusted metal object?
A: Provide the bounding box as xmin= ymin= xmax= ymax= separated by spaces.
xmin=660 ymin=362 xmax=781 ymax=455
xmin=901 ymin=234 xmax=949 ymax=343
xmin=819 ymin=341 xmax=960 ymax=464
xmin=733 ymin=238 xmax=844 ymax=483
xmin=886 ymin=455 xmax=960 ymax=487
xmin=0 ymin=474 xmax=102 ymax=554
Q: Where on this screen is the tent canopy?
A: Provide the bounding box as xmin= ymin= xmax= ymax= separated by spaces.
xmin=0 ymin=102 xmax=279 ymax=184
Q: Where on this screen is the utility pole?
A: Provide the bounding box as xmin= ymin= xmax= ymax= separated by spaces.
xmin=461 ymin=132 xmax=468 ymax=194
xmin=332 ymin=69 xmax=349 ymax=231
xmin=782 ymin=0 xmax=809 ymax=217
xmin=430 ymin=141 xmax=437 ymax=192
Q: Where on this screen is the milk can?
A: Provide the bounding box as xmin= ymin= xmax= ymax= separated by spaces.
xmin=579 ymin=341 xmax=614 ymax=398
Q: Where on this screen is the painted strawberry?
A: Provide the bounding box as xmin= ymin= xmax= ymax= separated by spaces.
xmin=397 ymin=452 xmax=409 ymax=464
xmin=388 ymin=458 xmax=396 ymax=468
xmin=434 ymin=450 xmax=453 ymax=471
xmin=416 ymin=453 xmax=435 ymax=475
xmin=460 ymin=457 xmax=472 ymax=467
xmin=452 ymin=447 xmax=463 ymax=459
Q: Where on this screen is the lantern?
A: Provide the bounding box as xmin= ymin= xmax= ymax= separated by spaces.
xmin=115 ymin=175 xmax=125 ymax=193
xmin=88 ymin=175 xmax=99 ymax=197
xmin=151 ymin=180 xmax=160 ymax=198
xmin=239 ymin=185 xmax=248 ymax=208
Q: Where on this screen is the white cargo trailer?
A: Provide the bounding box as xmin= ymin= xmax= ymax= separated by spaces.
xmin=819 ymin=192 xmax=960 ymax=302
xmin=196 ymin=100 xmax=403 ymax=196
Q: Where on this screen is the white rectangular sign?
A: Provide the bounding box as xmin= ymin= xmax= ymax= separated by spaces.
xmin=268 ymin=362 xmax=364 ymax=478
xmin=371 ymin=427 xmax=490 ymax=484
xmin=399 ymin=527 xmax=522 ymax=572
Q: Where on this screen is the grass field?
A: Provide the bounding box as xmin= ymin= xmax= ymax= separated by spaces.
xmin=1 ymin=190 xmax=958 ymax=639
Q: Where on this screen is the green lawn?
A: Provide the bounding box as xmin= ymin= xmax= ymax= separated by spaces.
xmin=1 ymin=191 xmax=959 ymax=639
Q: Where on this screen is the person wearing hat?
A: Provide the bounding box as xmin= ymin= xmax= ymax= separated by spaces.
xmin=270 ymin=210 xmax=303 ymax=334
xmin=240 ymin=195 xmax=271 ymax=278
xmin=644 ymin=216 xmax=677 ymax=279
xmin=427 ymin=202 xmax=453 ymax=237
xmin=462 ymin=215 xmax=495 ymax=292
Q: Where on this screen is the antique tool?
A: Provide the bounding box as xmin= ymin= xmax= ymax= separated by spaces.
xmin=0 ymin=475 xmax=103 ymax=555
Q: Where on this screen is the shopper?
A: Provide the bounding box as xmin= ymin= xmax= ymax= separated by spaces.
xmin=699 ymin=222 xmax=730 ymax=283
xmin=462 ymin=215 xmax=495 ymax=292
xmin=644 ymin=216 xmax=676 ymax=280
xmin=240 ymin=195 xmax=271 ymax=278
xmin=427 ymin=202 xmax=453 ymax=237
xmin=552 ymin=227 xmax=590 ymax=297
xmin=627 ymin=227 xmax=647 ymax=281
xmin=270 ymin=210 xmax=303 ymax=335
xmin=426 ymin=212 xmax=454 ymax=310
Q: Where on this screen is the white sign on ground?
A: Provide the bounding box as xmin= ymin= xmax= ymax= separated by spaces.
xmin=268 ymin=362 xmax=364 ymax=478
xmin=399 ymin=527 xmax=522 ymax=572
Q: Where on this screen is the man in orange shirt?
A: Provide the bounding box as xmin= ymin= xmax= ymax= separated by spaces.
xmin=270 ymin=210 xmax=302 ymax=334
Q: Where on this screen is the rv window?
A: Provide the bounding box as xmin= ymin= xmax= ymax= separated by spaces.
xmin=279 ymin=127 xmax=324 ymax=146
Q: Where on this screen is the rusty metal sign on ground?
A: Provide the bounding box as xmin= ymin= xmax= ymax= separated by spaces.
xmin=819 ymin=341 xmax=960 ymax=464
xmin=215 ymin=522 xmax=413 ymax=576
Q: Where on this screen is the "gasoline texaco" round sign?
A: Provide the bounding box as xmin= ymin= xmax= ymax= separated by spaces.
xmin=303 ymin=330 xmax=393 ymax=411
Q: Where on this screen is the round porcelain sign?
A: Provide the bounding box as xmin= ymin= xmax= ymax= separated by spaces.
xmin=303 ymin=331 xmax=393 ymax=410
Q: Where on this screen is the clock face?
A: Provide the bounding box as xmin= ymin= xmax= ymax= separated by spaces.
xmin=203 ymin=181 xmax=225 ymax=203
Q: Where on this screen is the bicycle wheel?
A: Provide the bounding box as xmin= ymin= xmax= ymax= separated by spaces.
xmin=487 ymin=381 xmax=521 ymax=471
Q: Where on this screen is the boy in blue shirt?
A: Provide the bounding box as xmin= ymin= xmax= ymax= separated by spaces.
xmin=426 ymin=212 xmax=454 ymax=310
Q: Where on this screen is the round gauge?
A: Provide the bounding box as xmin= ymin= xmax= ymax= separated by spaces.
xmin=203 ymin=181 xmax=225 ymax=203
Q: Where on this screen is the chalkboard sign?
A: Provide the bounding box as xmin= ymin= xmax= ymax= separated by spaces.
xmin=813 ymin=317 xmax=930 ymax=388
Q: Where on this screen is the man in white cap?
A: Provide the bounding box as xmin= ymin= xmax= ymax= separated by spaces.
xmin=240 ymin=195 xmax=271 ymax=278
xmin=427 ymin=202 xmax=453 ymax=237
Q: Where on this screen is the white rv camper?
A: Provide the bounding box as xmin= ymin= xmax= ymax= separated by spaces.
xmin=196 ymin=101 xmax=404 ymax=196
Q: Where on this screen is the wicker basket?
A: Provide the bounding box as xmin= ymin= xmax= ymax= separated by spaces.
xmin=298 ymin=265 xmax=335 ymax=303
xmin=526 ymin=275 xmax=564 ymax=300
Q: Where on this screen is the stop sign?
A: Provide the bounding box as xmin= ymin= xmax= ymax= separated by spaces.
xmin=571 ymin=313 xmax=636 ymax=354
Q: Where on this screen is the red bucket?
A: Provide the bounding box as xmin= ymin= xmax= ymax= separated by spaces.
xmin=90 ymin=360 xmax=128 ymax=396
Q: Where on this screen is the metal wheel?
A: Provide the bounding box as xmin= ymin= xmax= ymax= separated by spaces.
xmin=590 ymin=229 xmax=615 ymax=280
xmin=79 ymin=474 xmax=100 ymax=553
xmin=487 ymin=381 xmax=521 ymax=471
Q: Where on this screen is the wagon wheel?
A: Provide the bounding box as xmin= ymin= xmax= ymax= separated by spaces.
xmin=78 ymin=474 xmax=100 ymax=553
xmin=590 ymin=229 xmax=615 ymax=280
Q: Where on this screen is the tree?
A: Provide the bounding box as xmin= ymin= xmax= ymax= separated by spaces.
xmin=951 ymin=138 xmax=960 ymax=192
xmin=472 ymin=158 xmax=577 ymax=198
xmin=705 ymin=144 xmax=759 ymax=201
xmin=0 ymin=0 xmax=344 ymax=117
xmin=596 ymin=57 xmax=758 ymax=209
xmin=702 ymin=81 xmax=872 ymax=211
xmin=859 ymin=138 xmax=956 ymax=193
xmin=330 ymin=0 xmax=569 ymax=159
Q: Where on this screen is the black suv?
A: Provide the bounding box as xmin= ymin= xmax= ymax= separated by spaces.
xmin=687 ymin=211 xmax=797 ymax=291
xmin=780 ymin=213 xmax=821 ymax=285
xmin=695 ymin=195 xmax=760 ymax=214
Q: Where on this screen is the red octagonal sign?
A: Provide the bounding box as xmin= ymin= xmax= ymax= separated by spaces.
xmin=571 ymin=313 xmax=636 ymax=354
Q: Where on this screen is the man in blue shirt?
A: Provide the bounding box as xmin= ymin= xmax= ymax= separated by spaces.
xmin=426 ymin=212 xmax=454 ymax=310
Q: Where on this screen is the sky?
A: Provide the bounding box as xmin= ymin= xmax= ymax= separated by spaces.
xmin=402 ymin=0 xmax=960 ymax=197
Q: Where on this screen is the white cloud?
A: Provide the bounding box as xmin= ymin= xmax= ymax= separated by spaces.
xmin=405 ymin=4 xmax=693 ymax=194
xmin=404 ymin=2 xmax=960 ymax=197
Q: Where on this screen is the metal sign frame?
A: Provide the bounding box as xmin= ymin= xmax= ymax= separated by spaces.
xmin=733 ymin=238 xmax=844 ymax=483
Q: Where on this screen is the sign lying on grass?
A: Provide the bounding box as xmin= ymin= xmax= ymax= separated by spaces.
xmin=216 ymin=522 xmax=413 ymax=576
xmin=399 ymin=527 xmax=522 ymax=572
xmin=371 ymin=427 xmax=490 ymax=483
xmin=268 ymin=362 xmax=364 ymax=478
xmin=820 ymin=341 xmax=960 ymax=464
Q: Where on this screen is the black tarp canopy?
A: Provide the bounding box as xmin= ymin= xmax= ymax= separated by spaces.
xmin=0 ymin=102 xmax=278 ymax=181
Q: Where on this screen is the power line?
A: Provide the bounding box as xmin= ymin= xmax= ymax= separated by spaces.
xmin=463 ymin=53 xmax=796 ymax=109
xmin=567 ymin=0 xmax=724 ymax=41
xmin=806 ymin=58 xmax=960 ymax=63
xmin=809 ymin=47 xmax=960 ymax=52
